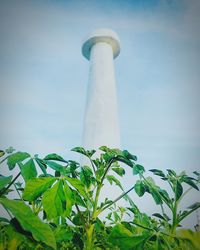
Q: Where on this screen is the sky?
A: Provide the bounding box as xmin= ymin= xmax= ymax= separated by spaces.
xmin=0 ymin=0 xmax=200 ymax=228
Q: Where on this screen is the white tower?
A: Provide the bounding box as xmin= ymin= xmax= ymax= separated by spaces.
xmin=82 ymin=29 xmax=120 ymax=151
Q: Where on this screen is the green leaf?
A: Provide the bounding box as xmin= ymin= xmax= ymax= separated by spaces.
xmin=122 ymin=150 xmax=137 ymax=161
xmin=134 ymin=180 xmax=146 ymax=197
xmin=182 ymin=177 xmax=199 ymax=191
xmin=188 ymin=202 xmax=200 ymax=210
xmin=71 ymin=147 xmax=87 ymax=156
xmin=65 ymin=177 xmax=87 ymax=199
xmin=0 ymin=198 xmax=56 ymax=249
xmin=7 ymin=152 xmax=30 ymax=170
xmin=106 ymin=175 xmax=123 ymax=190
xmin=151 ymin=190 xmax=163 ymax=205
xmin=149 ymin=169 xmax=165 ymax=178
xmin=54 ymin=225 xmax=73 ymax=243
xmin=0 ymin=175 xmax=12 ymax=190
xmin=112 ymin=167 xmax=125 ymax=176
xmin=176 ymin=229 xmax=200 ymax=250
xmin=44 ymin=153 xmax=68 ymax=163
xmin=115 ymin=155 xmax=133 ymax=168
xmin=42 ymin=180 xmax=65 ymax=219
xmin=72 ymin=190 xmax=86 ymax=207
xmin=133 ymin=164 xmax=145 ymax=175
xmin=80 ymin=166 xmax=94 ymax=188
xmin=2 ymin=224 xmax=26 ymax=249
xmin=44 ymin=160 xmax=65 ymax=172
xmin=99 ymin=146 xmax=109 ymax=152
xmin=71 ymin=147 xmax=96 ymax=158
xmin=108 ymin=224 xmax=152 ymax=250
xmin=35 ymin=158 xmax=47 ymax=175
xmin=113 ymin=211 xmax=120 ymax=222
xmin=158 ymin=188 xmax=171 ymax=203
xmin=63 ymin=182 xmax=73 ymax=216
xmin=167 ymin=169 xmax=176 ymax=177
xmin=152 ymin=213 xmax=168 ymax=221
xmin=176 ymin=181 xmax=183 ymax=200
xmin=20 ymin=159 xmax=37 ymax=181
xmin=23 ymin=177 xmax=56 ymax=201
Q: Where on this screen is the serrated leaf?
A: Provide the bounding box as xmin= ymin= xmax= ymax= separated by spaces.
xmin=80 ymin=166 xmax=94 ymax=188
xmin=0 ymin=198 xmax=56 ymax=249
xmin=72 ymin=190 xmax=86 ymax=208
xmin=122 ymin=150 xmax=137 ymax=161
xmin=178 ymin=205 xmax=200 ymax=226
xmin=112 ymin=167 xmax=125 ymax=176
xmin=167 ymin=169 xmax=176 ymax=177
xmin=63 ymin=182 xmax=73 ymax=216
xmin=23 ymin=177 xmax=56 ymax=201
xmin=106 ymin=175 xmax=123 ymax=190
xmin=152 ymin=213 xmax=167 ymax=221
xmin=188 ymin=202 xmax=200 ymax=210
xmin=71 ymin=147 xmax=87 ymax=156
xmin=44 ymin=160 xmax=65 ymax=172
xmin=65 ymin=177 xmax=87 ymax=199
xmin=113 ymin=211 xmax=120 ymax=222
xmin=176 ymin=181 xmax=183 ymax=200
xmin=133 ymin=164 xmax=145 ymax=175
xmin=182 ymin=177 xmax=199 ymax=191
xmin=116 ymin=155 xmax=133 ymax=168
xmin=42 ymin=180 xmax=65 ymax=219
xmin=158 ymin=188 xmax=171 ymax=203
xmin=20 ymin=159 xmax=37 ymax=181
xmin=7 ymin=152 xmax=30 ymax=170
xmin=99 ymin=146 xmax=109 ymax=152
xmin=54 ymin=225 xmax=73 ymax=243
xmin=149 ymin=187 xmax=163 ymax=205
xmin=86 ymin=149 xmax=96 ymax=157
xmin=108 ymin=224 xmax=152 ymax=250
xmin=0 ymin=175 xmax=12 ymax=190
xmin=149 ymin=169 xmax=165 ymax=178
xmin=44 ymin=153 xmax=68 ymax=163
xmin=35 ymin=158 xmax=47 ymax=175
xmin=134 ymin=180 xmax=146 ymax=197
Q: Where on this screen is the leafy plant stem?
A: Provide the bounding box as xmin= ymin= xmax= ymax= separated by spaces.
xmin=84 ymin=184 xmax=101 ymax=250
xmin=100 ymin=159 xmax=114 ymax=185
xmin=171 ymin=201 xmax=178 ymax=234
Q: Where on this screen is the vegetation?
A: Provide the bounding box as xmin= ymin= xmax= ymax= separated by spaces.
xmin=0 ymin=146 xmax=200 ymax=249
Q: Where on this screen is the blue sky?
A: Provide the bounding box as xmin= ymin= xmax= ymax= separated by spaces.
xmin=0 ymin=0 xmax=200 ymax=227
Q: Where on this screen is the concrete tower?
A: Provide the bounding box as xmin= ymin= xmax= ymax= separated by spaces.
xmin=82 ymin=29 xmax=120 ymax=151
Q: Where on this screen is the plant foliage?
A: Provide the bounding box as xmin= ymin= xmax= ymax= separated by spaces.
xmin=0 ymin=147 xmax=199 ymax=249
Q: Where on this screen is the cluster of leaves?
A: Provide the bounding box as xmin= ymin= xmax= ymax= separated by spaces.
xmin=0 ymin=146 xmax=199 ymax=250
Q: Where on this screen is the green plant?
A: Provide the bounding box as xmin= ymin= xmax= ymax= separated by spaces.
xmin=0 ymin=146 xmax=199 ymax=250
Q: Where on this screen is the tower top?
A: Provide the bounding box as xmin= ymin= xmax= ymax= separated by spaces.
xmin=82 ymin=28 xmax=120 ymax=60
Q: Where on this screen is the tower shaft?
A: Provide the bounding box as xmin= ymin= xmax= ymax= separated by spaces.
xmin=82 ymin=29 xmax=120 ymax=151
